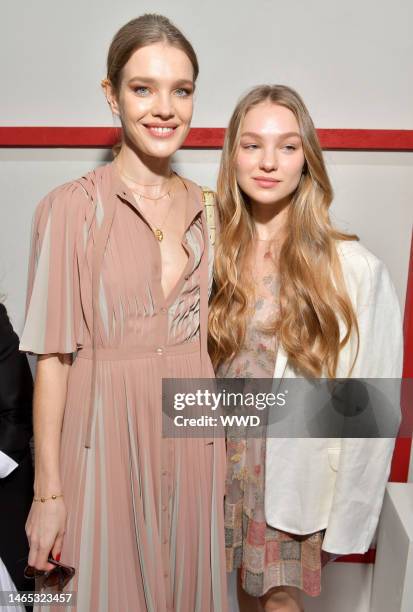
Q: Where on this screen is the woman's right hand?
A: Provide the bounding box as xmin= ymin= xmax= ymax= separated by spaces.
xmin=25 ymin=497 xmax=67 ymax=571
xmin=25 ymin=354 xmax=72 ymax=571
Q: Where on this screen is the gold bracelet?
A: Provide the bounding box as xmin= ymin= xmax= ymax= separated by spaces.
xmin=33 ymin=494 xmax=64 ymax=503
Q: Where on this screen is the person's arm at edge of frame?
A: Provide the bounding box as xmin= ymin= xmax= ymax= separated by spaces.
xmin=25 ymin=353 xmax=72 ymax=572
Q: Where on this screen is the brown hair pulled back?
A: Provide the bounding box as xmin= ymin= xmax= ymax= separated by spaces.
xmin=106 ymin=14 xmax=199 ymax=95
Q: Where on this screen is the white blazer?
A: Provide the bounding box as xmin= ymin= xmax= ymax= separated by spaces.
xmin=265 ymin=240 xmax=403 ymax=554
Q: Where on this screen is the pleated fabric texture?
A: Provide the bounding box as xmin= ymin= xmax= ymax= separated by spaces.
xmin=20 ymin=162 xmax=228 ymax=612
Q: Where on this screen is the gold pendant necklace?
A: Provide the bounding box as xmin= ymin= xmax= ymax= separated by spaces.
xmin=135 ymin=191 xmax=173 ymax=242
xmin=120 ymin=171 xmax=175 ymax=241
xmin=118 ymin=166 xmax=184 ymax=242
xmin=152 ymin=196 xmax=174 ymax=241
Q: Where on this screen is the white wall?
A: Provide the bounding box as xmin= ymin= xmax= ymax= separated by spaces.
xmin=228 ymin=564 xmax=374 ymax=612
xmin=1 ymin=2 xmax=412 ymax=610
xmin=1 ymin=0 xmax=413 ymax=129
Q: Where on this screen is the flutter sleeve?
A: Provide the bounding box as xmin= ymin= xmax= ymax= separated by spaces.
xmin=19 ymin=182 xmax=90 ymax=355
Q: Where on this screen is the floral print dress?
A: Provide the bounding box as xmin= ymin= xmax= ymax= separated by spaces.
xmin=217 ymin=238 xmax=325 ymax=598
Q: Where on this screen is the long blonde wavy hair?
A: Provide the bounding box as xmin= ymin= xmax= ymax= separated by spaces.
xmin=209 ymin=85 xmax=359 ymax=378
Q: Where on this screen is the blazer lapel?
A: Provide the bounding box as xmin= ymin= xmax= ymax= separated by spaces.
xmin=273 ymin=345 xmax=289 ymax=381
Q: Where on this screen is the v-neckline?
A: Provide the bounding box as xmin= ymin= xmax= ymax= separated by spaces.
xmin=158 ymin=232 xmax=196 ymax=307
xmin=109 ymin=161 xmax=204 ymax=308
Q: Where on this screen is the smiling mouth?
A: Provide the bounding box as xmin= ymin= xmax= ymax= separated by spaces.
xmin=143 ymin=125 xmax=178 ymax=138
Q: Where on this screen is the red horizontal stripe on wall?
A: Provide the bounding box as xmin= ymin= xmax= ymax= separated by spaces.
xmin=317 ymin=129 xmax=413 ymax=151
xmin=1 ymin=127 xmax=413 ymax=150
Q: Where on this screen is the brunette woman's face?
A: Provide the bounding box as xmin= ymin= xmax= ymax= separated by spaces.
xmin=109 ymin=42 xmax=194 ymax=158
xmin=235 ymin=102 xmax=305 ymax=208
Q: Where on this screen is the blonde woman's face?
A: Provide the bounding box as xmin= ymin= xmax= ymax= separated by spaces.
xmin=109 ymin=42 xmax=194 ymax=159
xmin=235 ymin=102 xmax=305 ymax=207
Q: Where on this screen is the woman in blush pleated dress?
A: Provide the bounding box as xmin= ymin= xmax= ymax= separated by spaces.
xmin=20 ymin=14 xmax=228 ymax=612
xmin=209 ymin=85 xmax=402 ymax=611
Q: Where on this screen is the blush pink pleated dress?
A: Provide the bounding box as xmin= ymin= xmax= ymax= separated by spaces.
xmin=20 ymin=162 xmax=228 ymax=612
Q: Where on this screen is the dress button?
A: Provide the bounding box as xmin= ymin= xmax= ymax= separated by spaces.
xmin=156 ymin=347 xmax=163 ymax=355
xmin=160 ymin=307 xmax=167 ymax=313
xmin=164 ymin=572 xmax=168 ymax=578
xmin=162 ymin=470 xmax=167 ymax=476
xmin=162 ymin=505 xmax=167 ymax=512
xmin=184 ymin=274 xmax=190 ymax=281
xmin=163 ymin=538 xmax=168 ymax=545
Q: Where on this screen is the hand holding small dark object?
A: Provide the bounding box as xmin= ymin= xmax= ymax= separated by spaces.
xmin=24 ymin=556 xmax=75 ymax=591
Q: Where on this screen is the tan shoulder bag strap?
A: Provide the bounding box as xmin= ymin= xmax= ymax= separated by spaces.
xmin=201 ymin=187 xmax=216 ymax=249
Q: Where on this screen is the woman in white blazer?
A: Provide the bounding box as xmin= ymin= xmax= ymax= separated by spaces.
xmin=209 ymin=85 xmax=403 ymax=612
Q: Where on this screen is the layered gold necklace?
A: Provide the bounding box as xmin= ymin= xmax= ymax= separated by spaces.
xmin=120 ymin=170 xmax=175 ymax=242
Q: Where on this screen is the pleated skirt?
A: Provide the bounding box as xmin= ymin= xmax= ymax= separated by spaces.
xmin=36 ymin=341 xmax=227 ymax=612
